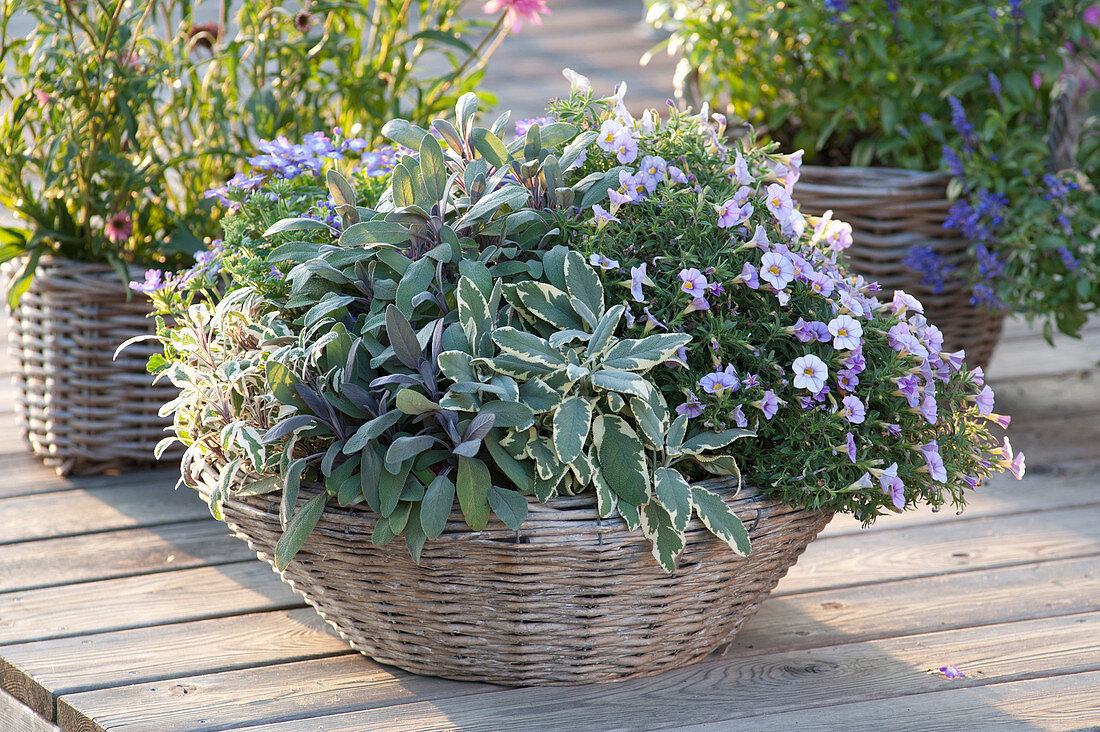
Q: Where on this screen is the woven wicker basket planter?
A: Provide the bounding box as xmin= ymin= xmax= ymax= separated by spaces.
xmin=196 ymin=464 xmax=831 ymax=685
xmin=797 ymin=166 xmax=1005 ymax=367
xmin=3 ymin=257 xmax=180 ymax=475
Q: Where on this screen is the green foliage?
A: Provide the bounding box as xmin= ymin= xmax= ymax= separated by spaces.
xmin=0 ymin=0 xmax=521 ymax=295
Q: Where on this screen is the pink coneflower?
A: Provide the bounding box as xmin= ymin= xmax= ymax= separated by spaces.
xmin=105 ymin=211 xmax=133 ymax=243
xmin=483 ymin=0 xmax=549 ymax=32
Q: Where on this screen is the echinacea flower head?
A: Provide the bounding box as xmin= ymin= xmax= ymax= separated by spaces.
xmin=791 ymin=354 xmax=828 ymax=393
xmin=483 ymin=0 xmax=550 ymax=32
xmin=760 ymin=251 xmax=795 ymax=290
xmin=841 ymin=395 xmax=866 ymax=424
xmin=700 ymin=370 xmax=740 ymax=396
xmin=679 ymin=268 xmax=708 ymax=297
xmin=105 ymin=211 xmax=133 ymax=243
xmin=828 ymin=314 xmax=864 ymax=351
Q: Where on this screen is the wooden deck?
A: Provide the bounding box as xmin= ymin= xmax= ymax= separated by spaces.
xmin=3 ymin=3 xmax=1100 ymax=730
xmin=0 ymin=316 xmax=1098 ymax=731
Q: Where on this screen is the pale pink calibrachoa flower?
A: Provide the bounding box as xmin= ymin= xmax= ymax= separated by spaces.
xmin=878 ymin=463 xmax=905 ymax=509
xmin=841 ymin=395 xmax=866 ymax=424
xmin=679 ymin=268 xmax=708 ymax=298
xmin=828 ymin=314 xmax=863 ymax=351
xmin=675 ymin=391 xmax=704 ymax=418
xmin=845 ymin=432 xmax=857 ymax=463
xmin=755 ymin=389 xmax=779 ymax=419
xmin=791 ymin=354 xmax=828 ymax=393
xmin=921 ymin=442 xmax=948 ymax=483
xmin=483 ymin=0 xmax=549 ymax=32
xmin=760 ymin=251 xmax=795 ymax=290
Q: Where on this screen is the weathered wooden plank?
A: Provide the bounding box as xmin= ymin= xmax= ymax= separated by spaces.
xmin=0 ymin=460 xmax=178 ymax=501
xmin=680 ymin=670 xmax=1100 ymax=731
xmin=213 ymin=613 xmax=1100 ymax=732
xmin=777 ymin=505 xmax=1100 ymax=595
xmin=986 ymin=323 xmax=1100 ymax=381
xmin=0 ymin=562 xmax=302 ymax=645
xmin=1007 ymin=410 xmax=1100 ymax=468
xmin=990 ymin=368 xmax=1100 ymax=418
xmin=0 ymin=609 xmax=350 ymax=722
xmin=0 ymin=482 xmax=207 ymax=545
xmin=0 ymin=686 xmax=59 ymax=732
xmin=736 ymin=555 xmax=1100 ymax=656
xmin=55 ymin=654 xmax=498 ymax=732
xmin=0 ymin=521 xmax=252 ymax=593
xmin=820 ymin=464 xmax=1099 ymax=537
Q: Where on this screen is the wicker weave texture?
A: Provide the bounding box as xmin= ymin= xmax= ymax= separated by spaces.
xmin=199 ymin=467 xmax=831 ymax=685
xmin=797 ymin=166 xmax=1005 ymax=367
xmin=4 ymin=257 xmax=180 ymax=475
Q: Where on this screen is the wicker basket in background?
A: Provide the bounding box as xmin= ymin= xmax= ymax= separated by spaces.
xmin=197 ymin=466 xmax=831 ymax=685
xmin=3 ymin=257 xmax=180 ymax=475
xmin=796 ymin=166 xmax=1005 ymax=367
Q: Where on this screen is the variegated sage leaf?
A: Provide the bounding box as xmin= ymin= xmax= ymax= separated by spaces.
xmin=602 ymin=332 xmax=692 ymax=371
xmin=552 ymin=395 xmax=591 ymax=463
xmin=653 ymin=467 xmax=692 ymax=532
xmin=564 ymin=250 xmax=604 ymax=318
xmin=593 ymin=415 xmax=650 ymax=506
xmin=641 ymin=500 xmax=686 ymax=574
xmin=692 ymin=485 xmax=751 ymax=556
xmin=678 ymin=428 xmax=755 ymax=457
xmin=591 ymin=369 xmax=651 ymax=399
xmin=587 ymin=303 xmax=625 ymax=358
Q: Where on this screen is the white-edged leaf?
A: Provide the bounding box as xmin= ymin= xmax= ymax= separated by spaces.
xmin=641 ymin=500 xmax=686 ymax=573
xmin=587 ymin=304 xmax=624 ymax=358
xmin=653 ymin=467 xmax=692 ymax=532
xmin=592 ymin=415 xmax=650 ymax=505
xmin=491 ymin=326 xmax=565 ymax=367
xmin=551 ymin=395 xmax=591 ymax=463
xmin=563 ymin=250 xmax=604 ymax=317
xmin=603 ymin=333 xmax=692 ymax=371
xmin=678 ymin=428 xmax=755 ymax=456
xmin=692 ymin=485 xmax=751 ymax=556
xmin=591 ymin=369 xmax=651 ymax=399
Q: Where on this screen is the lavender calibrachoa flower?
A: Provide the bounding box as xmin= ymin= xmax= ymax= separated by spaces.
xmin=551 ymin=82 xmax=1022 ymax=522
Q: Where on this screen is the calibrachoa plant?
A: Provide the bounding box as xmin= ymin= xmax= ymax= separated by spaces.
xmin=646 ymin=0 xmax=1100 ymax=337
xmin=139 ymin=79 xmax=1022 ymax=574
xmin=547 ymin=75 xmax=1023 ymax=520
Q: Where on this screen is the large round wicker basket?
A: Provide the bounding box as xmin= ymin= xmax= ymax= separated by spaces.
xmin=796 ymin=166 xmax=1005 ymax=367
xmin=196 ymin=465 xmax=831 ymax=685
xmin=3 ymin=257 xmax=181 ymax=475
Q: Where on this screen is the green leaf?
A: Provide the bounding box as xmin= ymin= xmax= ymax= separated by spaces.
xmin=264 ymin=217 xmax=333 ymax=236
xmin=385 ymin=435 xmax=436 ymax=473
xmin=236 ymin=474 xmax=282 ymax=497
xmin=469 ymin=127 xmax=513 ymax=168
xmin=405 ymin=503 xmax=428 ymax=564
xmin=491 ymin=327 xmax=565 ymax=368
xmin=538 ymin=121 xmax=579 ymax=148
xmin=340 ymin=220 xmax=410 ymax=247
xmin=456 ymin=186 xmax=531 ymax=229
xmin=419 ymin=133 xmax=446 ymax=203
xmin=587 ymin=304 xmax=625 ymax=358
xmin=378 ymin=458 xmax=412 ymax=517
xmin=487 ymin=484 xmax=529 ymax=530
xmin=266 ymin=361 xmax=304 ymax=409
xmin=691 ymin=485 xmax=750 ymax=557
xmin=360 ymin=445 xmax=383 ymax=512
xmin=653 ymin=467 xmax=692 ymax=532
xmin=274 ymin=491 xmax=327 ymax=571
xmin=563 ymin=251 xmax=604 ymax=318
xmin=280 ymin=458 xmax=308 ymax=531
xmin=551 ymin=395 xmax=591 ymax=463
xmin=420 ymin=474 xmax=456 ymax=539
xmin=603 ymin=333 xmax=692 ymax=371
xmin=591 ymin=369 xmax=651 ymax=399
xmin=593 ymin=415 xmax=650 ymax=506
xmin=458 ymin=259 xmax=493 ymax=298
xmin=512 ymin=281 xmax=586 ymax=330
xmin=395 ymin=257 xmax=435 ymax=316
xmin=617 ymin=500 xmax=640 ymax=531
xmin=396 ymin=389 xmax=439 ymax=415
xmin=327 ymin=169 xmax=358 ymax=224
xmin=517 ymin=377 xmax=561 ymax=413
xmin=381 ymin=118 xmax=430 ymax=150
xmin=666 ymin=414 xmax=688 ymax=452
xmin=678 ymin=429 xmax=755 ymax=457
xmin=641 ymin=500 xmax=686 ymax=573
xmin=438 ymin=350 xmax=476 ymax=382
xmin=385 ymin=305 xmax=421 ymax=369
xmin=481 ymin=400 xmax=536 ymax=430
xmin=457 ymin=456 xmax=492 ymax=530
xmin=455 ymin=92 xmax=479 ymax=131
xmin=391 ymin=165 xmax=417 ymax=208
xmin=592 ymin=467 xmax=617 ymax=518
